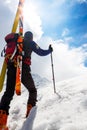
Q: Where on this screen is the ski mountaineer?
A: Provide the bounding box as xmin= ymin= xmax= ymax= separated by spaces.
xmin=0 ymin=31 xmax=53 ymax=128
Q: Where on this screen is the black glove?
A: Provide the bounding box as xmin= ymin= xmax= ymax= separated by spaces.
xmin=49 ymin=44 xmax=53 ymax=52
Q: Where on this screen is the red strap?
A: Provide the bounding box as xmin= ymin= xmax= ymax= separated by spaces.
xmin=23 ymin=58 xmax=31 ymax=65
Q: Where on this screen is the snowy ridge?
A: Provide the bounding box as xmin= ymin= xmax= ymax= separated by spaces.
xmin=1 ymin=74 xmax=87 ymax=130
xmin=32 ymin=75 xmax=87 ymax=130
xmin=32 ymin=73 xmax=50 ymax=88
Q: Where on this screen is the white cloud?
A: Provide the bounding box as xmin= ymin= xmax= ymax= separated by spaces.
xmin=64 ymin=37 xmax=74 ymax=43
xmin=29 ymin=0 xmax=70 ymax=29
xmin=62 ymin=28 xmax=70 ymax=37
xmin=77 ymin=0 xmax=87 ymax=3
xmin=50 ymin=0 xmax=67 ymax=7
xmin=62 ymin=28 xmax=74 ymax=45
xmin=4 ymin=0 xmax=43 ymax=41
xmin=52 ymin=41 xmax=87 ymax=81
xmin=83 ymin=33 xmax=87 ymax=39
xmin=4 ymin=0 xmax=18 ymax=10
xmin=23 ymin=1 xmax=43 ymax=41
xmin=31 ymin=37 xmax=87 ymax=82
xmin=5 ymin=0 xmax=11 ymax=4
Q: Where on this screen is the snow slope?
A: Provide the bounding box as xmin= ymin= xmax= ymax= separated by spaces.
xmin=1 ymin=74 xmax=87 ymax=130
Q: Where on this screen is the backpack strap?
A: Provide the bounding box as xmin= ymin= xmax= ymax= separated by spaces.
xmin=1 ymin=45 xmax=7 ymax=57
xmin=10 ymin=47 xmax=17 ymax=60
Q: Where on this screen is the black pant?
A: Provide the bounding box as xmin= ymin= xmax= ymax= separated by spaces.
xmin=0 ymin=62 xmax=37 ymax=114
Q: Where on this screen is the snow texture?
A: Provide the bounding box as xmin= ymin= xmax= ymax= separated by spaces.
xmin=0 ymin=74 xmax=87 ymax=130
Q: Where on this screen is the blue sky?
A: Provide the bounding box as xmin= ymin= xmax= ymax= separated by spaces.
xmin=0 ymin=0 xmax=87 ymax=81
xmin=38 ymin=1 xmax=87 ymax=47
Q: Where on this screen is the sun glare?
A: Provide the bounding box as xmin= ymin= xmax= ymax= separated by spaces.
xmin=23 ymin=2 xmax=43 ymax=40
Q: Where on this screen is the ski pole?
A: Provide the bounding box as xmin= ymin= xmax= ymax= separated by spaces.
xmin=50 ymin=51 xmax=56 ymax=93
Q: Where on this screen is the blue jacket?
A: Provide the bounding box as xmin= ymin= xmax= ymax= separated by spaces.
xmin=23 ymin=40 xmax=52 ymax=58
xmin=30 ymin=41 xmax=51 ymax=56
xmin=23 ymin=40 xmax=52 ymax=65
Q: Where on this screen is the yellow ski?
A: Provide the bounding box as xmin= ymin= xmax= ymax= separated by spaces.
xmin=0 ymin=0 xmax=24 ymax=92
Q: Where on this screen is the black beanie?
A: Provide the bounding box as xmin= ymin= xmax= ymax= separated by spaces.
xmin=24 ymin=31 xmax=33 ymax=40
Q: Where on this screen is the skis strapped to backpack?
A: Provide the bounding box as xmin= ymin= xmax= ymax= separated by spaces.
xmin=0 ymin=0 xmax=24 ymax=93
xmin=15 ymin=0 xmax=24 ymax=95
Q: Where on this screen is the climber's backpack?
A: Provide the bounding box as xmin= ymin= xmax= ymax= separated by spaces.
xmin=1 ymin=33 xmax=19 ymax=58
